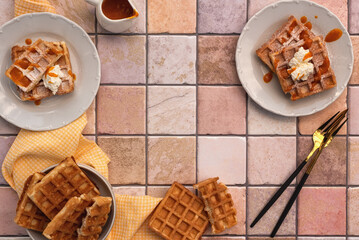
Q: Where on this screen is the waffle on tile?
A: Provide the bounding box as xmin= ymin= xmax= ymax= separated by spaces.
xmin=77 ymin=196 xmax=112 ymax=240
xmin=256 ymin=15 xmax=315 ymax=71
xmin=27 ymin=157 xmax=100 ymax=220
xmin=11 ymin=41 xmax=75 ymax=101
xmin=5 ymin=39 xmax=63 ymax=93
xmin=43 ymin=194 xmax=93 ymax=240
xmin=193 ymin=177 xmax=237 ymax=234
xmin=269 ymin=35 xmax=336 ymax=100
xmin=149 ymin=182 xmax=209 ymax=240
xmin=14 ymin=173 xmax=50 ymax=232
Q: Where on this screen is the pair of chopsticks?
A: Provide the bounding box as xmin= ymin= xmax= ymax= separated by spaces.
xmin=250 ymin=109 xmax=348 ymax=237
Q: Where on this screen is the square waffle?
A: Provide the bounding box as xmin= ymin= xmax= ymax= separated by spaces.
xmin=77 ymin=196 xmax=112 ymax=240
xmin=43 ymin=194 xmax=92 ymax=240
xmin=5 ymin=39 xmax=63 ymax=92
xmin=11 ymin=41 xmax=75 ymax=101
xmin=14 ymin=173 xmax=50 ymax=232
xmin=193 ymin=177 xmax=237 ymax=234
xmin=27 ymin=157 xmax=100 ymax=220
xmin=256 ymin=15 xmax=315 ymax=71
xmin=149 ymin=182 xmax=209 ymax=240
xmin=269 ymin=35 xmax=336 ymax=100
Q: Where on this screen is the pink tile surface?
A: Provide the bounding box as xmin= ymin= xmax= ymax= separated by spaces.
xmin=350 ymin=0 xmax=359 ymax=33
xmin=349 ymin=187 xmax=359 ymax=235
xmin=112 ymin=187 xmax=146 ymax=196
xmin=198 ymin=36 xmax=240 ymax=85
xmin=0 ymin=1 xmax=14 ymax=26
xmin=97 ymin=86 xmax=145 ymax=134
xmin=0 ymin=117 xmax=19 ymax=134
xmin=198 ymin=87 xmax=246 ymax=134
xmin=0 ymin=187 xmax=27 ymax=235
xmin=0 ymin=137 xmax=15 ymax=185
xmin=349 ymin=137 xmax=359 ymax=185
xmin=248 ymin=137 xmax=297 ymax=185
xmin=349 ymin=87 xmax=359 ymax=134
xmin=83 ymin=100 xmax=95 ymax=135
xmin=147 ymin=186 xmax=195 ymax=198
xmin=198 ymin=0 xmax=247 ymax=33
xmin=198 ymin=137 xmax=246 ymax=184
xmin=298 ymin=187 xmax=346 ymax=235
xmin=350 ymin=36 xmax=359 ymax=84
xmin=98 ymin=35 xmax=146 ymax=84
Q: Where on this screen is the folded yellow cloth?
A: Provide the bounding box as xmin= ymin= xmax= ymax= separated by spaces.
xmin=2 ymin=2 xmax=163 ymax=239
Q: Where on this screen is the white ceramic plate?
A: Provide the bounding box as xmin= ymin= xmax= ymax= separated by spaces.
xmin=236 ymin=0 xmax=353 ymax=117
xmin=0 ymin=13 xmax=100 ymax=130
xmin=27 ymin=164 xmax=116 ymax=240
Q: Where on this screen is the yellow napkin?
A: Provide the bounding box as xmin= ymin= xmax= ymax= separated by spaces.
xmin=2 ymin=1 xmax=163 ymax=239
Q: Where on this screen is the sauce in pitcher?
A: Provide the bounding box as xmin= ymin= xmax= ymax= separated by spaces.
xmin=102 ymin=0 xmax=138 ymax=20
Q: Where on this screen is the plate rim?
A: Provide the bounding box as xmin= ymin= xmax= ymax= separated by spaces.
xmin=0 ymin=12 xmax=101 ymax=131
xmin=235 ymin=0 xmax=353 ymax=117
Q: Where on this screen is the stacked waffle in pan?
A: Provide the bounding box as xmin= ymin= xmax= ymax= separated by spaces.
xmin=6 ymin=38 xmax=75 ymax=102
xmin=256 ymin=16 xmax=336 ymax=100
xmin=14 ymin=157 xmax=112 ymax=240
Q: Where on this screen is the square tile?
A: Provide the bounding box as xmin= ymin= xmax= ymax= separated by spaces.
xmin=203 ymin=238 xmax=245 ymax=240
xmin=350 ymin=137 xmax=359 ymax=185
xmin=97 ymin=86 xmax=145 ymax=134
xmin=350 ymin=36 xmax=359 ymax=84
xmin=97 ymin=35 xmax=146 ymax=84
xmin=204 ymin=187 xmax=246 ymax=235
xmin=198 ymin=137 xmax=246 ymax=184
xmin=298 ymin=88 xmax=347 ymax=135
xmin=198 ymin=0 xmax=246 ymax=33
xmin=298 ymin=238 xmax=346 ymax=240
xmin=98 ymin=137 xmax=145 ymax=184
xmin=350 ymin=0 xmax=359 ymax=33
xmin=349 ymin=187 xmax=359 ymax=235
xmin=148 ymin=137 xmax=196 ymax=184
xmin=297 ymin=137 xmax=346 ymax=185
xmin=248 ymin=0 xmax=280 ymax=18
xmin=0 ymin=187 xmax=27 ymax=235
xmin=0 ymin=117 xmax=19 ymax=134
xmin=247 ymin=187 xmax=296 ymax=235
xmin=0 ymin=137 xmax=15 ymax=185
xmin=0 ymin=1 xmax=14 ymax=26
xmin=349 ymin=87 xmax=359 ymax=134
xmin=48 ymin=0 xmax=95 ymax=33
xmin=148 ymin=36 xmax=196 ymax=84
xmin=198 ymin=86 xmax=246 ymax=134
xmin=198 ymin=36 xmax=240 ymax=85
xmin=83 ymin=100 xmax=95 ymax=135
xmin=248 ymin=99 xmax=296 ymax=135
xmin=147 ymin=186 xmax=195 ymax=198
xmin=248 ymin=238 xmax=295 ymax=240
xmin=148 ymin=0 xmax=196 ymax=33
xmin=112 ymin=186 xmax=146 ymax=196
xmin=248 ymin=137 xmax=296 ymax=185
xmin=97 ymin=0 xmax=146 ymax=33
xmin=148 ymin=86 xmax=196 ymax=134
xmin=298 ymin=187 xmax=346 ymax=235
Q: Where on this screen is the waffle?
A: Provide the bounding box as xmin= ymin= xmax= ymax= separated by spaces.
xmin=77 ymin=196 xmax=112 ymax=240
xmin=5 ymin=39 xmax=63 ymax=92
xmin=14 ymin=173 xmax=50 ymax=232
xmin=12 ymin=41 xmax=75 ymax=101
xmin=193 ymin=177 xmax=237 ymax=234
xmin=149 ymin=182 xmax=209 ymax=240
xmin=43 ymin=194 xmax=92 ymax=240
xmin=27 ymin=157 xmax=100 ymax=220
xmin=256 ymin=15 xmax=315 ymax=71
xmin=269 ymin=35 xmax=336 ymax=100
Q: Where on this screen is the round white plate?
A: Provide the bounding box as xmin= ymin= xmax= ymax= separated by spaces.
xmin=236 ymin=0 xmax=353 ymax=117
xmin=0 ymin=13 xmax=100 ymax=130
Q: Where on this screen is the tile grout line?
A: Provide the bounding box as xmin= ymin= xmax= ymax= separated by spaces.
xmin=245 ymin=0 xmax=249 ymax=238
xmin=195 ymin=0 xmax=199 ymax=187
xmin=296 ymin=113 xmax=299 ymax=239
xmin=145 ymin=0 xmax=149 ymax=195
xmin=347 ymin=2 xmax=350 ymax=238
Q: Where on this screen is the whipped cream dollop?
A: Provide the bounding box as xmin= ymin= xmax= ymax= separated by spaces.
xmin=288 ymin=47 xmax=314 ymax=82
xmin=42 ymin=65 xmax=63 ymax=95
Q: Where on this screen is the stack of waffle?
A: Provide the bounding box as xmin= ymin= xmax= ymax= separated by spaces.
xmin=256 ymin=15 xmax=336 ymax=100
xmin=6 ymin=38 xmax=75 ymax=102
xmin=14 ymin=157 xmax=112 ymax=240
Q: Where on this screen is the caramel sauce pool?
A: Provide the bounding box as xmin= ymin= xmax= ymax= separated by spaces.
xmin=263 ymin=72 xmax=273 ymax=83
xmin=102 ymin=0 xmax=136 ymax=20
xmin=34 ymin=100 xmax=41 ymax=106
xmin=25 ymin=39 xmax=32 ymax=45
xmin=325 ymin=28 xmax=343 ymax=42
xmin=304 ymin=21 xmax=312 ymax=30
xmin=300 ymin=16 xmax=307 ymax=23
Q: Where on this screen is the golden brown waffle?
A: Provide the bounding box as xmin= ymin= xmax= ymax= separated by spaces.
xmin=77 ymin=196 xmax=112 ymax=239
xmin=269 ymin=36 xmax=336 ymax=100
xmin=5 ymin=39 xmax=63 ymax=92
xmin=12 ymin=41 xmax=75 ymax=101
xmin=43 ymin=194 xmax=92 ymax=240
xmin=27 ymin=157 xmax=100 ymax=220
xmin=149 ymin=182 xmax=209 ymax=240
xmin=256 ymin=15 xmax=315 ymax=71
xmin=14 ymin=173 xmax=50 ymax=232
xmin=193 ymin=177 xmax=237 ymax=234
